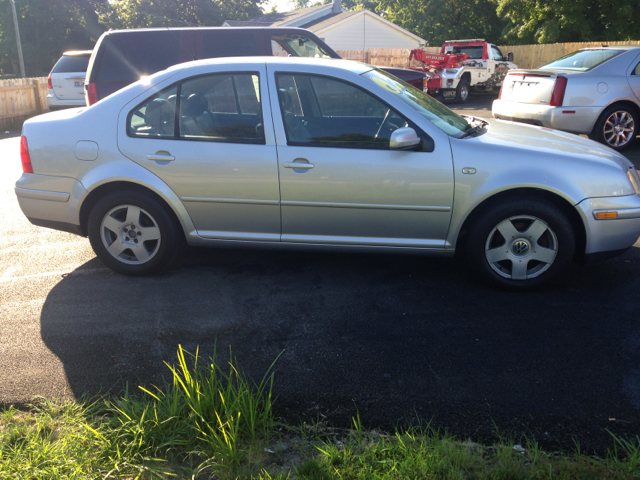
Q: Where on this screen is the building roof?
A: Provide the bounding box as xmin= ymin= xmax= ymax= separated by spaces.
xmin=228 ymin=4 xmax=330 ymax=28
xmin=301 ymin=10 xmax=360 ymax=32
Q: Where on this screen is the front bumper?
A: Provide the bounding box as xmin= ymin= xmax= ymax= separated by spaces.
xmin=576 ymin=194 xmax=640 ymax=254
xmin=492 ymin=100 xmax=602 ymax=135
xmin=15 ymin=173 xmax=86 ymax=235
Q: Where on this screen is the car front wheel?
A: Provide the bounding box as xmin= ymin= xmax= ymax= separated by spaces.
xmin=88 ymin=190 xmax=179 ymax=276
xmin=467 ymin=198 xmax=575 ymax=290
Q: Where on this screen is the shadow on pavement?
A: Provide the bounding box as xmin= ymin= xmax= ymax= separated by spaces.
xmin=40 ymin=246 xmax=640 ymax=452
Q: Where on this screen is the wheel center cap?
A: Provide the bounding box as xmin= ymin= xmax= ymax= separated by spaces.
xmin=511 ymin=239 xmax=530 ymax=256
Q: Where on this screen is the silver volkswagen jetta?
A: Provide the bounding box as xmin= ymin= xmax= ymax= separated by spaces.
xmin=493 ymin=46 xmax=640 ymax=151
xmin=15 ymin=57 xmax=640 ymax=289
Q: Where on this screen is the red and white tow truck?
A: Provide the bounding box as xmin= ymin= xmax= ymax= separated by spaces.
xmin=409 ymin=39 xmax=517 ymax=102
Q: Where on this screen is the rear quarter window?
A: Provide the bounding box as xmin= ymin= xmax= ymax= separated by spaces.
xmin=52 ymin=55 xmax=90 ymax=73
xmin=201 ymin=32 xmax=259 ymax=58
xmin=95 ymin=32 xmax=181 ymax=82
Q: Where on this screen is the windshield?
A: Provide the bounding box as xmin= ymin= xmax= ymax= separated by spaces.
xmin=538 ymin=49 xmax=625 ymax=71
xmin=362 ymin=68 xmax=469 ymax=138
xmin=271 ymin=34 xmax=333 ymax=59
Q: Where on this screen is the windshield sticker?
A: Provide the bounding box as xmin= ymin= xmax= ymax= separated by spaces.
xmin=371 ymin=76 xmax=403 ymax=94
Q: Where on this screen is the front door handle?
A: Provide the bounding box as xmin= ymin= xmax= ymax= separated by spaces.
xmin=146 ymin=152 xmax=175 ymax=162
xmin=283 ymin=162 xmax=314 ymax=169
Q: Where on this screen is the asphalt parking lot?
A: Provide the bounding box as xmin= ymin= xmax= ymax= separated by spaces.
xmin=2 ymin=98 xmax=640 ymax=453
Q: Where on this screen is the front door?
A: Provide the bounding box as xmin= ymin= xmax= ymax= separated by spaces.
xmin=118 ymin=67 xmax=281 ymax=241
xmin=269 ymin=70 xmax=454 ymax=248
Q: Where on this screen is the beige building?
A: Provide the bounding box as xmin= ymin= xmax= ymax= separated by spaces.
xmin=223 ymin=0 xmax=426 ymax=51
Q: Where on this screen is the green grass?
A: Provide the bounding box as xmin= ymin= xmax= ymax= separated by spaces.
xmin=1 ymin=346 xmax=640 ymax=479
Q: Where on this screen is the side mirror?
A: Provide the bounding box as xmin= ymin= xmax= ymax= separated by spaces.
xmin=508 ymin=52 xmax=514 ymax=62
xmin=390 ymin=127 xmax=421 ymax=150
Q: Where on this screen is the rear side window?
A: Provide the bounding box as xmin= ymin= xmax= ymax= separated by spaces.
xmin=52 ymin=55 xmax=90 ymax=73
xmin=128 ymin=73 xmax=265 ymax=144
xmin=201 ymin=32 xmax=259 ymax=58
xmin=95 ymin=32 xmax=181 ymax=82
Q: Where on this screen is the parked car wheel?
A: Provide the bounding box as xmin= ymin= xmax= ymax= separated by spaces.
xmin=467 ymin=198 xmax=575 ymax=290
xmin=453 ymin=79 xmax=470 ymax=103
xmin=591 ymin=105 xmax=638 ymax=151
xmin=88 ymin=191 xmax=179 ymax=276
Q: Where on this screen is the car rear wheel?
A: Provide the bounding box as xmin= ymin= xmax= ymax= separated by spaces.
xmin=88 ymin=191 xmax=179 ymax=276
xmin=467 ymin=198 xmax=575 ymax=290
xmin=591 ymin=105 xmax=638 ymax=151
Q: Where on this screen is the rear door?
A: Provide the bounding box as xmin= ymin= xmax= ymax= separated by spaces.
xmin=50 ymin=54 xmax=90 ymax=100
xmin=628 ymin=53 xmax=640 ymax=102
xmin=118 ymin=64 xmax=281 ymax=241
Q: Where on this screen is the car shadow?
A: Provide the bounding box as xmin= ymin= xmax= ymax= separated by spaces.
xmin=39 ymin=245 xmax=640 ymax=452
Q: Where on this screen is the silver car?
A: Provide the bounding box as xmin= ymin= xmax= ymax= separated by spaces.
xmin=15 ymin=57 xmax=640 ymax=289
xmin=492 ymin=46 xmax=640 ymax=150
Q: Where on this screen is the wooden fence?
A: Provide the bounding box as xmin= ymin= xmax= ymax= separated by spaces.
xmin=336 ymin=40 xmax=640 ymax=70
xmin=0 ymin=77 xmax=49 ymax=130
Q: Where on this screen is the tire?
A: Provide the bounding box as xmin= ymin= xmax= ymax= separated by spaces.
xmin=590 ymin=105 xmax=638 ymax=151
xmin=88 ymin=190 xmax=180 ymax=276
xmin=453 ymin=79 xmax=470 ymax=103
xmin=466 ymin=198 xmax=575 ymax=290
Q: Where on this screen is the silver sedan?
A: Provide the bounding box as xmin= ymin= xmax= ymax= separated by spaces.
xmin=492 ymin=46 xmax=640 ymax=151
xmin=14 ymin=57 xmax=640 ymax=289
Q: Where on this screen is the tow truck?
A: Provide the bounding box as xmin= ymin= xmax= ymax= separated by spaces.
xmin=409 ymin=39 xmax=517 ymax=102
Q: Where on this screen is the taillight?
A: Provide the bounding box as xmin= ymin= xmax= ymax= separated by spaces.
xmin=549 ymin=76 xmax=567 ymax=107
xmin=498 ymin=80 xmax=504 ymax=100
xmin=86 ymin=82 xmax=98 ymax=105
xmin=20 ymin=136 xmax=33 ymax=174
xmin=47 ymin=73 xmax=52 ymax=90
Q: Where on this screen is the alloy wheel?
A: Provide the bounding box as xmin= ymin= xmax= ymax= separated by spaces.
xmin=100 ymin=204 xmax=162 ymax=265
xmin=603 ymin=110 xmax=635 ymax=148
xmin=484 ymin=215 xmax=558 ymax=280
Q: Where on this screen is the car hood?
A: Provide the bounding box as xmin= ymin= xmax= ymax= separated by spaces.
xmin=480 ymin=117 xmax=632 ymax=171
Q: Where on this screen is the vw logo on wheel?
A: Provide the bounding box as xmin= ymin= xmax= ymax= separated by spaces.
xmin=512 ymin=240 xmax=530 ymax=256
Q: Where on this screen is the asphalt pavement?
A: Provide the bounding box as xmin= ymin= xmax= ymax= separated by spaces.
xmin=2 ymin=100 xmax=640 ymax=453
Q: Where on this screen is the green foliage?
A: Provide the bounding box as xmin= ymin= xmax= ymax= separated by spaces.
xmin=495 ymin=0 xmax=640 ymax=44
xmin=0 ymin=0 xmax=108 ymax=77
xmin=375 ymin=0 xmax=505 ymax=47
xmin=102 ymin=0 xmax=265 ymax=29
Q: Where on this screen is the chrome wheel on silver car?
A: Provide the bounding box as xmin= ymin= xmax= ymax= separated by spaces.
xmin=467 ymin=198 xmax=575 ymax=290
xmin=592 ymin=105 xmax=638 ymax=151
xmin=603 ymin=111 xmax=635 ymax=148
xmin=484 ymin=216 xmax=557 ymax=280
xmin=100 ymin=205 xmax=161 ymax=265
xmin=88 ymin=190 xmax=180 ymax=276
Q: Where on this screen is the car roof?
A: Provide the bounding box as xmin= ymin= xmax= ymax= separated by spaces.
xmin=104 ymin=26 xmax=317 ymax=34
xmin=167 ymin=56 xmax=374 ymax=74
xmin=62 ymin=50 xmax=92 ymax=56
xmin=579 ymin=45 xmax=640 ymax=51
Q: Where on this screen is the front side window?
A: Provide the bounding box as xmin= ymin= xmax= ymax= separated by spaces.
xmin=491 ymin=46 xmax=505 ymax=61
xmin=276 ymin=73 xmax=408 ymax=148
xmin=538 ymin=49 xmax=625 ymax=71
xmin=271 ymin=35 xmax=333 ymax=59
xmin=128 ymin=73 xmax=264 ymax=144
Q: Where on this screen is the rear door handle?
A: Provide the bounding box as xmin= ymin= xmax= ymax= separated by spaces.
xmin=283 ymin=162 xmax=314 ymax=169
xmin=146 ymin=153 xmax=175 ymax=162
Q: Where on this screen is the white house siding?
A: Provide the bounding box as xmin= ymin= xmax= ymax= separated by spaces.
xmin=317 ymin=13 xmax=423 ymax=51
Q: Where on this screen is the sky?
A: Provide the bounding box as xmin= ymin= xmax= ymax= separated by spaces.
xmin=263 ymin=0 xmax=297 ymax=14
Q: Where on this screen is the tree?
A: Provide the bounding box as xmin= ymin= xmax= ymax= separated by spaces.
xmin=495 ymin=0 xmax=640 ymax=44
xmin=376 ymin=0 xmax=505 ymax=47
xmin=103 ymin=0 xmax=265 ymax=29
xmin=0 ymin=0 xmax=108 ymax=77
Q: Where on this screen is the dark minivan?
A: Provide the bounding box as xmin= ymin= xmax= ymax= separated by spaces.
xmin=85 ymin=27 xmax=426 ymax=105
